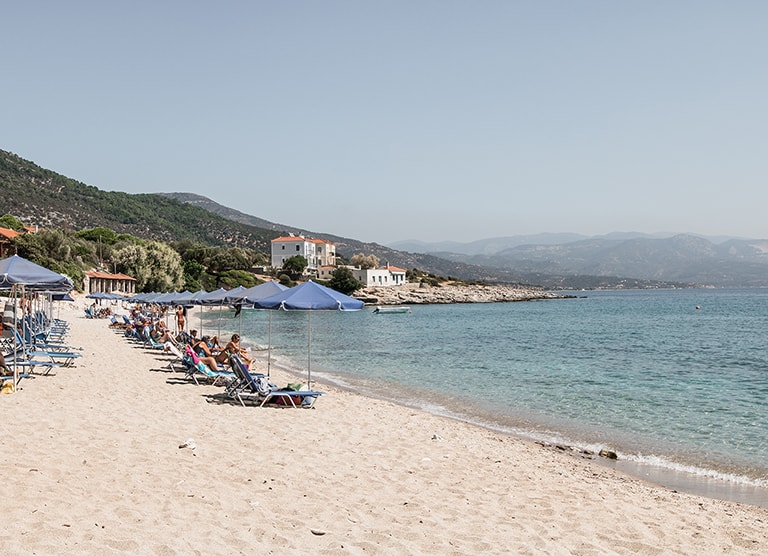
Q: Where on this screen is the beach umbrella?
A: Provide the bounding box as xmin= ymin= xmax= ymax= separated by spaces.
xmin=242 ymin=281 xmax=290 ymax=376
xmin=0 ymin=255 xmax=74 ymax=389
xmin=197 ymin=288 xmax=233 ymax=337
xmin=0 ymin=255 xmax=73 ymax=292
xmin=251 ymin=281 xmax=364 ymax=388
xmin=173 ymin=290 xmax=208 ymax=334
xmin=222 ymin=285 xmax=248 ymax=304
xmin=242 ymin=281 xmax=289 ymax=305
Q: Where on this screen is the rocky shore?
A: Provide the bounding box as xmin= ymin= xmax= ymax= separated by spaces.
xmin=355 ymin=282 xmax=569 ymax=305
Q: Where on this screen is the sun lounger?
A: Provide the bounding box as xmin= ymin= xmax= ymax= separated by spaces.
xmin=180 ymin=345 xmax=234 ymax=386
xmin=227 ymin=354 xmax=324 ymax=408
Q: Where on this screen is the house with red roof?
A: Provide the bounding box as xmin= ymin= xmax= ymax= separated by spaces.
xmin=352 ymin=264 xmax=407 ymax=287
xmin=84 ymin=270 xmax=136 ymax=295
xmin=0 ymin=227 xmax=20 ymax=259
xmin=270 ymin=234 xmax=336 ymax=273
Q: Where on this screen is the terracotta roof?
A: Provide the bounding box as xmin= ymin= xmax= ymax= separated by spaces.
xmin=0 ymin=227 xmax=20 ymax=239
xmin=382 ymin=265 xmax=406 ymax=273
xmin=85 ymin=270 xmax=136 ymax=281
xmin=271 ymin=236 xmax=334 ymax=245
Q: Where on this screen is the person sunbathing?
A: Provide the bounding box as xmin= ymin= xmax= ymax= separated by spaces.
xmin=184 ymin=345 xmax=220 ymax=372
xmin=221 ymin=334 xmax=252 ymax=365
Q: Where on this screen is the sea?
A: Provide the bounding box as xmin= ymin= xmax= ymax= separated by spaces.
xmin=201 ymin=287 xmax=768 ymax=508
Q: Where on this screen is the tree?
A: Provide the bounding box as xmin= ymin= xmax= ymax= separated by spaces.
xmin=144 ymin=241 xmax=185 ymax=292
xmin=328 ymin=266 xmax=363 ymax=295
xmin=350 ymin=253 xmax=379 ymax=269
xmin=282 ymin=255 xmax=308 ymax=277
xmin=0 ymin=214 xmax=24 ymax=230
xmin=76 ymin=227 xmax=119 ymax=245
xmin=113 ymin=243 xmax=151 ymax=290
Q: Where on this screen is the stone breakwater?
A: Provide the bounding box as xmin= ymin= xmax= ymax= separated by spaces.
xmin=356 ymin=283 xmax=569 ymax=305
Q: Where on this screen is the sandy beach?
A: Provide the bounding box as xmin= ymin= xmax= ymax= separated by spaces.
xmin=2 ymin=301 xmax=767 ymax=555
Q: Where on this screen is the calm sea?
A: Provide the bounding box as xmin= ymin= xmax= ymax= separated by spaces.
xmin=203 ymin=288 xmax=768 ymax=507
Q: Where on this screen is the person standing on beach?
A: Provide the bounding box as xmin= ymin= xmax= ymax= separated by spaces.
xmin=175 ymin=305 xmax=185 ymax=332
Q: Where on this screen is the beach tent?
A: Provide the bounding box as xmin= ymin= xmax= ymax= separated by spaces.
xmin=252 ymin=281 xmax=364 ymax=388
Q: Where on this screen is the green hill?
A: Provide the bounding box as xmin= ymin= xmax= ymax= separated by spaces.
xmin=0 ymin=149 xmax=275 ymax=252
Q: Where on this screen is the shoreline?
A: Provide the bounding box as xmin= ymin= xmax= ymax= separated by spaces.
xmin=202 ymin=305 xmax=768 ymax=511
xmin=3 ymin=299 xmax=767 ymax=554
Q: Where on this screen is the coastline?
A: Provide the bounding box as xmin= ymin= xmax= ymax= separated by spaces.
xmin=2 ymin=300 xmax=767 ymax=554
xmin=356 ymin=282 xmax=567 ymax=305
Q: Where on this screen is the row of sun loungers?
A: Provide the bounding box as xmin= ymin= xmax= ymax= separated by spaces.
xmin=2 ymin=311 xmax=82 ymax=384
xmin=113 ymin=312 xmax=323 ymax=408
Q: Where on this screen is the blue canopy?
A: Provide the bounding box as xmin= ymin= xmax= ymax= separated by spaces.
xmin=252 ymin=281 xmax=364 ymax=311
xmin=0 ymin=255 xmax=73 ymax=292
xmin=196 ymin=288 xmax=230 ymax=306
xmin=251 ymin=281 xmax=363 ymax=388
xmin=86 ymin=291 xmax=123 ymax=300
xmin=174 ymin=289 xmax=208 ymax=305
xmin=242 ymin=281 xmax=289 ymax=305
xmin=222 ymin=285 xmax=248 ymax=304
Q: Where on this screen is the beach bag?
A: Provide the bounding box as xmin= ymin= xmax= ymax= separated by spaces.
xmin=256 ymin=376 xmax=272 ymax=396
xmin=276 ymin=382 xmax=305 ymax=406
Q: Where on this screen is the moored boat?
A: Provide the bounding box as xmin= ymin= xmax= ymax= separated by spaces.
xmin=372 ymin=306 xmax=412 ymax=314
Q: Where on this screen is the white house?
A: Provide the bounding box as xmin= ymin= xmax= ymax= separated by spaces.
xmin=352 ymin=265 xmax=407 ymax=287
xmin=270 ymin=235 xmax=336 ymax=271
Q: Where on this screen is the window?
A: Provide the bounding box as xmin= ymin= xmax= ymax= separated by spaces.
xmin=296 ymin=245 xmax=300 ymax=251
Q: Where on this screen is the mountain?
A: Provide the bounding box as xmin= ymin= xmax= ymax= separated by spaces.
xmin=426 ymin=234 xmax=768 ymax=288
xmin=0 ymin=149 xmax=275 ymax=252
xmin=0 ymin=149 xmax=545 ymax=285
xmin=389 ymin=233 xmax=590 ymax=255
xmin=4 ymin=148 xmax=763 ymax=288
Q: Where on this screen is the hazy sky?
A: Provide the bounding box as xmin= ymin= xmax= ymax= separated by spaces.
xmin=4 ymin=2 xmax=767 ymax=244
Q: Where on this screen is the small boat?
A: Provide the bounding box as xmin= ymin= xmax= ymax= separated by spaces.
xmin=372 ymin=306 xmax=412 ymax=314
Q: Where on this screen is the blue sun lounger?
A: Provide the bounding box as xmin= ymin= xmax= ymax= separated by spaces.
xmin=227 ymin=354 xmax=324 ymax=408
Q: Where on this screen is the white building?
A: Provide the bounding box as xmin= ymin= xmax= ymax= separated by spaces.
xmin=270 ymin=235 xmax=336 ymax=271
xmin=352 ymin=265 xmax=407 ymax=287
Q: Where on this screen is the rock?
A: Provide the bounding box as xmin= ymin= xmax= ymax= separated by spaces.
xmin=356 ymin=283 xmax=568 ymax=306
xmin=598 ymin=449 xmax=618 ymax=460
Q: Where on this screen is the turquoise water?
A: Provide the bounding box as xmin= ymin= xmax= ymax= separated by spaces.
xmin=205 ymin=288 xmax=768 ymax=505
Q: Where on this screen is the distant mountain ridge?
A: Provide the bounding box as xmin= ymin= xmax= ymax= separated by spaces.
xmin=3 ymin=148 xmax=766 ymax=288
xmin=392 ymin=233 xmax=768 ymax=288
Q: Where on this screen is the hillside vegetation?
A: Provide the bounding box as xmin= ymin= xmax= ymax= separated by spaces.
xmin=0 ymin=150 xmax=274 ymax=252
xmin=1 ymin=149 xmax=709 ymax=289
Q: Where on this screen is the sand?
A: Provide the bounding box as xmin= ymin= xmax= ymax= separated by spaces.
xmin=2 ymin=301 xmax=767 ymax=555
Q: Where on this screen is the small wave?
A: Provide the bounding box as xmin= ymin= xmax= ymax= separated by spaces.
xmin=621 ymin=452 xmax=768 ymax=488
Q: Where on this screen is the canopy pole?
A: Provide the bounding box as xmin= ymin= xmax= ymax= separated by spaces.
xmin=267 ymin=310 xmax=272 ymax=379
xmin=307 ymin=311 xmax=312 ymax=389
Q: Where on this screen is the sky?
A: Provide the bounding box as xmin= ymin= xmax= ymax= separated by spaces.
xmin=3 ymin=1 xmax=767 ymax=244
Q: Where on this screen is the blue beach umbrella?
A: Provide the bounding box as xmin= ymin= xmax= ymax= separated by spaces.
xmin=252 ymin=281 xmax=364 ymax=387
xmin=241 ymin=281 xmax=290 ymax=375
xmin=242 ymin=281 xmax=289 ymax=305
